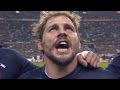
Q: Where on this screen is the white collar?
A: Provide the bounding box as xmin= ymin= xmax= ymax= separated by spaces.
xmin=44 ymin=67 xmax=56 ymax=79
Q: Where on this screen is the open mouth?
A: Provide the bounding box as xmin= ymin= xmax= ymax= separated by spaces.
xmin=55 ymin=41 xmax=70 ymax=52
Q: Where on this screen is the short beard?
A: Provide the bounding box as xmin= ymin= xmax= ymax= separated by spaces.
xmin=44 ymin=49 xmax=79 ymax=67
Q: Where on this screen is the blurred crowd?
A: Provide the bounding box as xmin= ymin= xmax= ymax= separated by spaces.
xmin=0 ymin=11 xmax=120 ymax=59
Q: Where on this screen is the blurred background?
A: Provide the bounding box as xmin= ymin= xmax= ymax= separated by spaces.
xmin=0 ymin=11 xmax=120 ymax=68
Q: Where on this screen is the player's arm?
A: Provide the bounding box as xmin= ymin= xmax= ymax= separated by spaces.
xmin=77 ymin=51 xmax=100 ymax=68
xmin=16 ymin=52 xmax=39 ymax=74
xmin=7 ymin=49 xmax=39 ymax=74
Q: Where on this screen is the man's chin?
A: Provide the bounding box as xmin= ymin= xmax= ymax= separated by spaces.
xmin=45 ymin=49 xmax=77 ymax=66
xmin=52 ymin=59 xmax=73 ymax=66
xmin=54 ymin=54 xmax=72 ymax=61
xmin=51 ymin=55 xmax=75 ymax=66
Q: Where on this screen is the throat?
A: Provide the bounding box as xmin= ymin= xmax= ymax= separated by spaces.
xmin=44 ymin=57 xmax=78 ymax=79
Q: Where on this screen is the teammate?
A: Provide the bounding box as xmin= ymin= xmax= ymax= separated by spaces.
xmin=0 ymin=48 xmax=37 ymax=79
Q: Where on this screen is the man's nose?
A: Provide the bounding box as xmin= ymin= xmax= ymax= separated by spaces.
xmin=57 ymin=29 xmax=67 ymax=38
xmin=57 ymin=27 xmax=67 ymax=38
xmin=58 ymin=28 xmax=66 ymax=34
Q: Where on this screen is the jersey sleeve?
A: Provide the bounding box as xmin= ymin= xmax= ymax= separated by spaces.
xmin=107 ymin=55 xmax=120 ymax=78
xmin=0 ymin=48 xmax=38 ymax=79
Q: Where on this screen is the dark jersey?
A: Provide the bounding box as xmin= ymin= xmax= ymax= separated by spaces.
xmin=107 ymin=55 xmax=120 ymax=78
xmin=18 ymin=64 xmax=118 ymax=79
xmin=0 ymin=48 xmax=38 ymax=79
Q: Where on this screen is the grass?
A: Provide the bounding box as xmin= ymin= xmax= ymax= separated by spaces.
xmin=33 ymin=62 xmax=45 ymax=67
xmin=100 ymin=62 xmax=109 ymax=69
xmin=33 ymin=62 xmax=109 ymax=69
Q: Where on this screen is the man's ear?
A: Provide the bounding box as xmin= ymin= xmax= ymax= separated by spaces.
xmin=38 ymin=40 xmax=43 ymax=51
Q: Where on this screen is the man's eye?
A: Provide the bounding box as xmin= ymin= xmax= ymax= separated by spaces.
xmin=64 ymin=24 xmax=75 ymax=32
xmin=49 ymin=27 xmax=57 ymax=32
xmin=65 ymin=26 xmax=74 ymax=31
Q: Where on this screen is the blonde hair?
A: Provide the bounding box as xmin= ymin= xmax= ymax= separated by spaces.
xmin=32 ymin=11 xmax=81 ymax=40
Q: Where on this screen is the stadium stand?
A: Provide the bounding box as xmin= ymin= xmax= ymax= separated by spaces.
xmin=0 ymin=11 xmax=120 ymax=59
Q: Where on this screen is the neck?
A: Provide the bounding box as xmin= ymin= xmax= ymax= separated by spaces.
xmin=44 ymin=56 xmax=78 ymax=79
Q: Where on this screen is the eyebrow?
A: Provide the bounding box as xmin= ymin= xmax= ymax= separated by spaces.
xmin=64 ymin=24 xmax=75 ymax=29
xmin=46 ymin=23 xmax=76 ymax=32
xmin=47 ymin=24 xmax=58 ymax=30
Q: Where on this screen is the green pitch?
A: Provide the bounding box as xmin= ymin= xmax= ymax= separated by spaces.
xmin=33 ymin=62 xmax=109 ymax=69
xmin=100 ymin=62 xmax=109 ymax=69
xmin=33 ymin=62 xmax=45 ymax=67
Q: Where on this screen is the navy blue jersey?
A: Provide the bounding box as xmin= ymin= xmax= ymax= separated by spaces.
xmin=18 ymin=64 xmax=118 ymax=79
xmin=0 ymin=48 xmax=38 ymax=79
xmin=107 ymin=55 xmax=120 ymax=78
